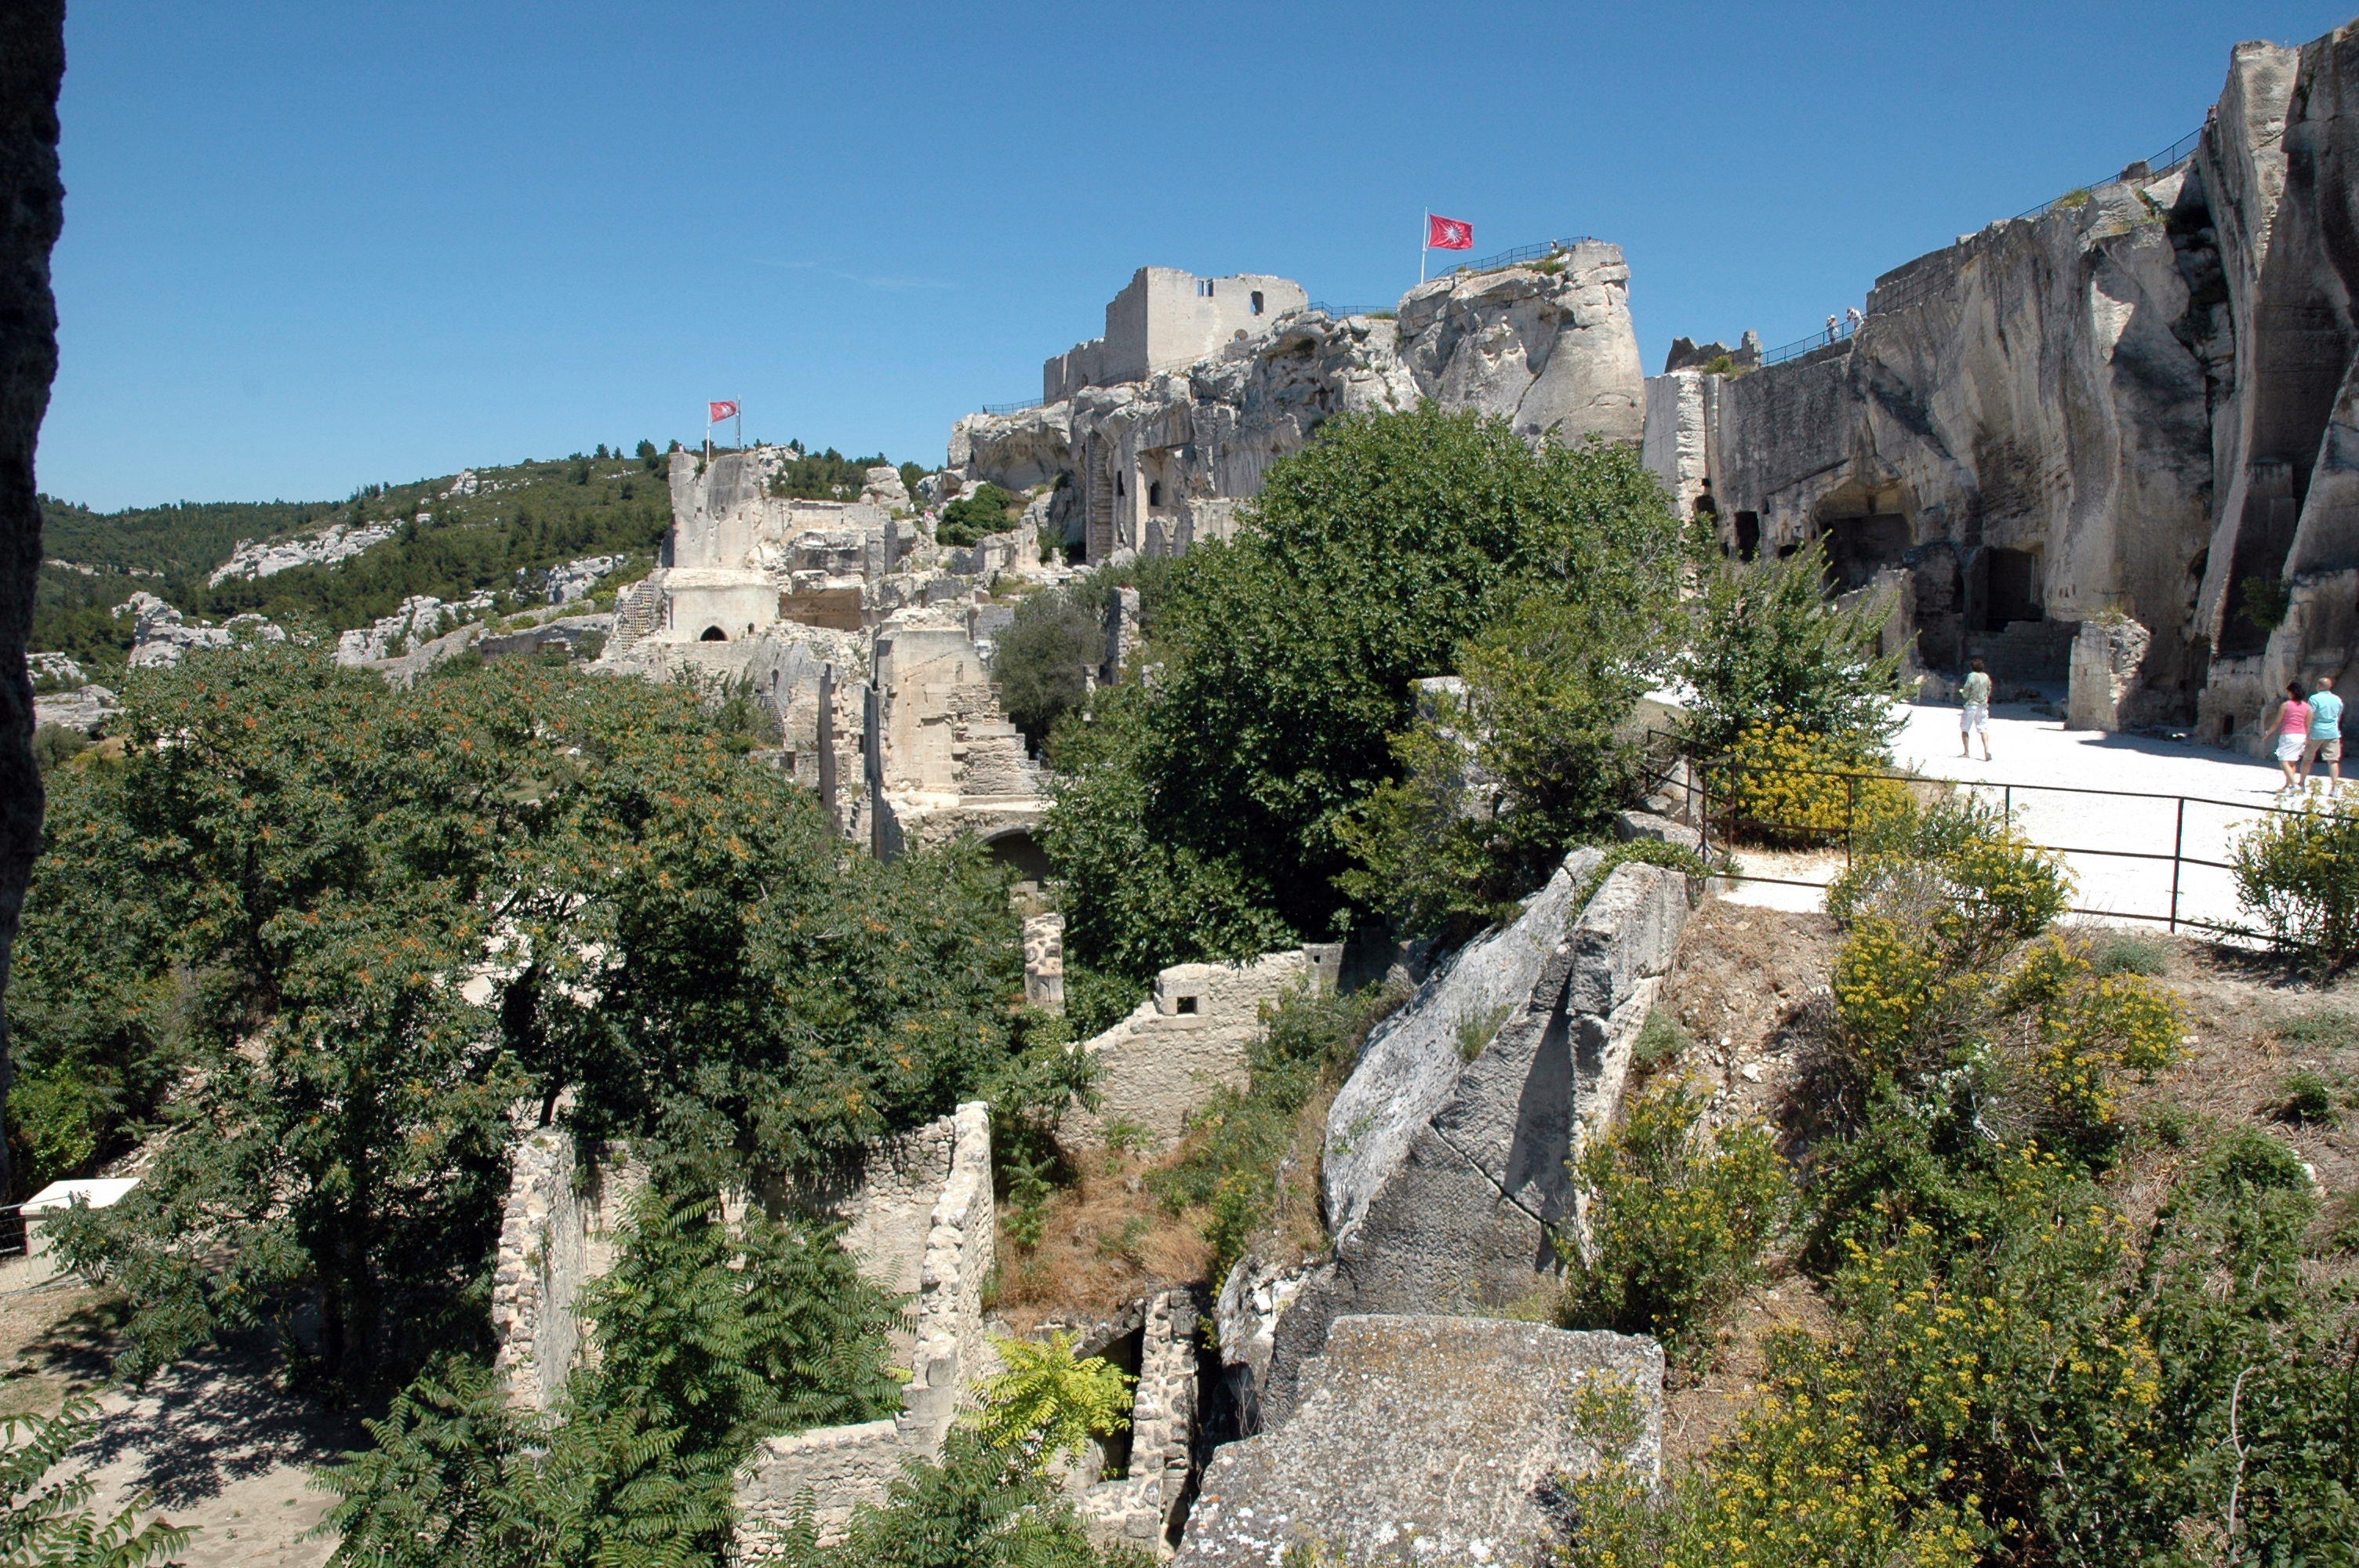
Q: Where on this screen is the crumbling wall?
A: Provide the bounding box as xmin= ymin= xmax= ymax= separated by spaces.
xmin=489 ymin=1129 xmax=641 ymax=1410
xmin=1078 ymin=1290 xmax=1204 ymax=1555
xmin=1256 ymin=853 xmax=1692 ymax=1427
xmin=736 ymin=1102 xmax=998 ymax=1554
xmin=1062 ymin=952 xmax=1317 ymax=1152
xmin=766 ymin=1112 xmax=958 ymax=1359
xmin=1176 ymin=1315 xmax=1661 ymax=1566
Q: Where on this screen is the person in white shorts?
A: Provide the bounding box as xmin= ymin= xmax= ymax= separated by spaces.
xmin=2268 ymin=681 xmax=2312 ymax=794
xmin=1959 ymin=657 xmax=1993 ymax=761
xmin=2302 ymin=673 xmax=2343 ymax=795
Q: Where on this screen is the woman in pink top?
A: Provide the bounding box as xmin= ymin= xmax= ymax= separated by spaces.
xmin=2270 ymin=681 xmax=2313 ymax=793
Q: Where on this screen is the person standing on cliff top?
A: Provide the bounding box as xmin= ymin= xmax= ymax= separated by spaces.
xmin=2302 ymin=674 xmax=2343 ymax=796
xmin=1960 ymin=658 xmax=1994 ymax=761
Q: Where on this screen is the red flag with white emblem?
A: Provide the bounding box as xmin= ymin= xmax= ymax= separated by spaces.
xmin=707 ymin=400 xmax=739 ymax=423
xmin=1427 ymin=214 xmax=1474 ymax=250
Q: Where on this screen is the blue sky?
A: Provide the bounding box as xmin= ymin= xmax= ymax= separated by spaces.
xmin=39 ymin=1 xmax=2357 ymax=510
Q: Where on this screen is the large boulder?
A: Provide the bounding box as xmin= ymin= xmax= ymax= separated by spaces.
xmin=1257 ymin=854 xmax=1692 ymax=1425
xmin=1396 ymin=241 xmax=1646 ymax=445
xmin=1176 ymin=1315 xmax=1661 ymax=1567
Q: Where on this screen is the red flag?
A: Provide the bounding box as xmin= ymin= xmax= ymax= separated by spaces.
xmin=707 ymin=400 xmax=739 ymax=423
xmin=1427 ymin=214 xmax=1474 ymax=250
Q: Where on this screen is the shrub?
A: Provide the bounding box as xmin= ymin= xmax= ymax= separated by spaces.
xmin=1630 ymin=1008 xmax=1692 ymax=1075
xmin=1830 ymin=797 xmax=2073 ymax=967
xmin=2232 ymin=796 xmax=2359 ymax=971
xmin=2277 ymin=1006 xmax=2359 ymax=1048
xmin=1339 ymin=585 xmax=1678 ymax=936
xmin=1711 ymin=717 xmax=1910 ymax=848
xmin=0 ymin=1396 xmax=191 ymax=1568
xmin=1558 ymin=1080 xmax=1789 ymax=1365
xmin=968 ymin=1334 xmax=1135 ymax=1465
xmin=939 ymin=483 xmax=1018 ymax=546
xmin=2087 ymin=927 xmax=2171 ymax=976
xmin=1677 ymin=536 xmax=1910 ymax=760
xmin=2278 ymin=1068 xmax=2340 ymax=1124
xmin=993 ymin=587 xmax=1102 ymax=748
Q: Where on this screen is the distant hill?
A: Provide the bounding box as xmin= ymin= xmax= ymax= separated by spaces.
xmin=32 ymin=444 xmax=838 ymax=673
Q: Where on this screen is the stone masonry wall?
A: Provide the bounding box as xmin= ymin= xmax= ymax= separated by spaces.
xmin=489 ymin=1128 xmax=641 ymax=1410
xmin=735 ymin=1102 xmax=998 ymax=1554
xmin=1079 ymin=1290 xmax=1203 ymax=1555
xmin=1062 ymin=952 xmax=1318 ymax=1152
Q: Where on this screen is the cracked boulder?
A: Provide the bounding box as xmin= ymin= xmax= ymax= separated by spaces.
xmin=1258 ymin=852 xmax=1692 ymax=1426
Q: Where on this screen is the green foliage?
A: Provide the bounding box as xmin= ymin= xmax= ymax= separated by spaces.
xmin=1340 ymin=581 xmax=1681 ymax=935
xmin=318 ymin=1178 xmax=903 ymax=1568
xmin=967 ymin=1334 xmax=1135 ymax=1465
xmin=0 ymin=1397 xmax=190 ymax=1568
xmin=1558 ymin=1080 xmax=1787 ymax=1364
xmin=1711 ymin=716 xmax=1913 ymax=848
xmin=1045 ymin=407 xmax=1687 ymax=979
xmin=1630 ymin=1007 xmax=1692 ymax=1075
xmin=318 ymin=1356 xmax=727 ymax=1568
xmin=993 ymin=587 xmax=1102 ymax=748
xmin=35 ymin=645 xmax=1044 ymax=1390
xmin=769 ymin=447 xmax=893 ymax=502
xmin=2086 ymin=926 xmax=2172 ymax=977
xmin=28 ymin=724 xmax=86 ymax=772
xmin=2239 ymin=572 xmax=2292 ymax=634
xmin=769 ymin=1428 xmax=1143 ymax=1568
xmin=939 ymin=484 xmax=1018 ymax=547
xmin=2277 ymin=1007 xmax=2359 ymax=1049
xmin=1676 ymin=536 xmax=1910 ymax=760
xmin=1151 ymin=982 xmax=1407 ymax=1279
xmin=2279 ymin=1067 xmax=2343 ymax=1125
xmin=2231 ymin=795 xmax=2359 ymax=972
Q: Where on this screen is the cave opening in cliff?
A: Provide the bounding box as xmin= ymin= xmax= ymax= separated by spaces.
xmin=1820 ymin=514 xmax=1912 ymax=593
xmin=1732 ymin=509 xmax=1759 ymax=561
xmin=1978 ymin=548 xmax=2044 ymax=630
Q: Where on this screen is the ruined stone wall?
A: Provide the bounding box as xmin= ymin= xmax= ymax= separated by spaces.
xmin=736 ymin=1102 xmax=998 ymax=1554
xmin=765 ymin=1112 xmax=958 ymax=1359
xmin=1078 ymin=1290 xmax=1203 ymax=1555
xmin=1061 ymin=952 xmax=1318 ymax=1152
xmin=489 ymin=1129 xmax=642 ymax=1410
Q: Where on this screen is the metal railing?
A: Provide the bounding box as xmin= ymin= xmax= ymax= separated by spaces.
xmin=2009 ymin=123 xmax=2206 ymax=223
xmin=1432 ymin=237 xmax=1597 ymax=278
xmin=1761 ymin=316 xmax=1859 ymax=367
xmin=1668 ymin=753 xmax=2310 ymax=938
xmin=1304 ymin=302 xmax=1395 ymax=319
xmin=981 ymin=397 xmax=1046 ymax=416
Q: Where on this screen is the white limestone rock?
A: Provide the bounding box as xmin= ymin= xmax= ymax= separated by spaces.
xmin=1396 ymin=241 xmax=1645 ymax=445
xmin=207 ymin=520 xmax=398 ymax=586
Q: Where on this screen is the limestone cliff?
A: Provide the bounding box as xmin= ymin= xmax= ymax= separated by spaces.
xmin=951 ymin=245 xmax=1646 ymax=562
xmin=1665 ymin=20 xmax=2359 ymax=742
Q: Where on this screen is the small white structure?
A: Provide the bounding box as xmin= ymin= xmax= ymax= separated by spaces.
xmin=16 ymin=1178 xmax=138 ymax=1290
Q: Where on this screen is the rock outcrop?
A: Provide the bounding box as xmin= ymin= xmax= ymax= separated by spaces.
xmin=952 ymin=246 xmax=1645 ymax=564
xmin=1176 ymin=1315 xmax=1661 ymax=1567
xmin=1257 ymin=852 xmax=1692 ymax=1426
xmin=115 ymin=592 xmax=285 ymax=668
xmin=1656 ymin=20 xmax=2359 ymax=742
xmin=207 ymin=520 xmax=397 ymax=586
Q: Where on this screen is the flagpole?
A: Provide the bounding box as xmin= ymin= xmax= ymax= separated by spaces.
xmin=734 ymin=403 xmax=742 ymax=452
xmin=1419 ymin=209 xmax=1427 ymax=285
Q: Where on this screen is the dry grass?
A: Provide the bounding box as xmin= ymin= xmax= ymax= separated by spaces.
xmin=990 ymin=1151 xmax=1214 ymax=1336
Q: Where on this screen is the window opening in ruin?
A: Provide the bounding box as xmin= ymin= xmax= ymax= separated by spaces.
xmin=1115 ymin=472 xmax=1125 ymax=498
xmin=1198 ymin=279 xmax=1214 ymax=297
xmin=1980 ymin=547 xmax=2043 ymax=630
xmin=1733 ymin=510 xmax=1761 ymax=562
xmin=1176 ymin=995 xmax=1199 ymax=1014
xmin=1148 ymin=481 xmax=1164 ymax=508
xmin=1821 ymin=514 xmax=1911 ymax=594
xmin=700 ymin=626 xmax=727 ymax=641
xmin=1251 ymin=290 xmax=1264 ymax=315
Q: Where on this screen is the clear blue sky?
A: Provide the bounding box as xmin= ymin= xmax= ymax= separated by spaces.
xmin=38 ymin=1 xmax=2358 ymax=510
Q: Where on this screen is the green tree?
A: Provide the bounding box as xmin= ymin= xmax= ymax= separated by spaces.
xmin=1045 ymin=406 xmax=1686 ymax=977
xmin=991 ymin=588 xmax=1102 ymax=749
xmin=939 ymin=485 xmax=1017 ymax=547
xmin=1676 ymin=537 xmax=1910 ymax=760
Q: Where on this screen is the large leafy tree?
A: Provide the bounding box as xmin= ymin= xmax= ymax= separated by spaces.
xmin=36 ymin=644 xmax=1039 ymax=1389
xmin=1044 ymin=405 xmax=1687 ymax=976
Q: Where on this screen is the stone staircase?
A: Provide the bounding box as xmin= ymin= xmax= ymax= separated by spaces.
xmin=609 ymin=578 xmax=665 ymax=652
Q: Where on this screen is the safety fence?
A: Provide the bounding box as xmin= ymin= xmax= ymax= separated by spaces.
xmin=1761 ymin=315 xmax=1858 ymax=368
xmin=981 ymin=397 xmax=1046 ymax=416
xmin=1430 ymin=236 xmax=1596 ymax=278
xmin=1304 ymin=302 xmax=1395 ymax=320
xmin=2008 ymin=123 xmax=2207 ymax=223
xmin=1652 ymin=749 xmax=2310 ymax=940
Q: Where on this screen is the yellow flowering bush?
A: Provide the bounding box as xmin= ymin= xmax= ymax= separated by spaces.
xmin=2230 ymin=793 xmax=2359 ymax=972
xmin=1559 ymin=1080 xmax=1790 ymax=1366
xmin=1710 ymin=717 xmax=1911 ymax=848
xmin=1996 ymin=936 xmax=2186 ymax=1143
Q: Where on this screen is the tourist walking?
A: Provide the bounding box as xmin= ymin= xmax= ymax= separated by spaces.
xmin=1825 ymin=314 xmax=1839 ymax=344
xmin=1960 ymin=657 xmax=1993 ymax=761
xmin=2268 ymin=681 xmax=2312 ymax=793
xmin=2303 ymin=673 xmax=2343 ymax=795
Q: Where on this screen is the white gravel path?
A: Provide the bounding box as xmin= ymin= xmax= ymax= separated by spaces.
xmin=1718 ymin=697 xmax=2339 ymax=931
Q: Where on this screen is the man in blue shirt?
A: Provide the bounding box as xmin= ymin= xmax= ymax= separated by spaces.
xmin=2304 ymin=674 xmax=2344 ymax=796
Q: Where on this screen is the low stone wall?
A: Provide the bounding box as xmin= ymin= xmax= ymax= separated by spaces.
xmin=489 ymin=1129 xmax=639 ymax=1410
xmin=736 ymin=1101 xmax=998 ymax=1555
xmin=1063 ymin=952 xmax=1318 ymax=1152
